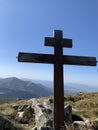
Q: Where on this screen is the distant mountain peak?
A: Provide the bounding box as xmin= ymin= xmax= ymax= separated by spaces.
xmin=0 ymin=77 xmax=52 ymax=99
xmin=5 ymin=77 xmax=21 ymax=81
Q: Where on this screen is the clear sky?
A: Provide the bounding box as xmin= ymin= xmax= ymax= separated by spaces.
xmin=0 ymin=0 xmax=98 ymax=86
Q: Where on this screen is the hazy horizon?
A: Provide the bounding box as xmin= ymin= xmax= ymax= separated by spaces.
xmin=0 ymin=1 xmax=98 ymax=87
xmin=0 ymin=76 xmax=98 ymax=89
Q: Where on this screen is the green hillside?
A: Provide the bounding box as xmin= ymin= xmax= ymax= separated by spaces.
xmin=0 ymin=77 xmax=52 ymax=99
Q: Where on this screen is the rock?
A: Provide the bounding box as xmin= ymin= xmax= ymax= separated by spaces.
xmin=15 ymin=107 xmax=34 ymax=124
xmin=12 ymin=104 xmax=20 ymax=110
xmin=17 ymin=112 xmax=24 ymax=118
xmin=92 ymin=119 xmax=98 ymax=130
xmin=73 ymin=121 xmax=87 ymax=130
xmin=31 ymin=126 xmax=37 ymax=130
xmin=30 ymin=98 xmax=40 ymax=107
xmin=34 ymin=103 xmax=53 ymax=129
xmin=15 ymin=114 xmax=28 ymax=124
xmin=38 ymin=126 xmax=53 ymax=130
xmin=0 ymin=114 xmax=18 ymax=130
xmin=85 ymin=119 xmax=93 ymax=129
xmin=84 ymin=119 xmax=98 ymax=130
xmin=72 ymin=114 xmax=84 ymax=122
xmin=31 ymin=126 xmax=53 ymax=130
xmin=18 ymin=104 xmax=29 ymax=112
xmin=15 ymin=111 xmax=25 ymax=123
xmin=48 ymin=98 xmax=53 ymax=104
xmin=43 ymin=99 xmax=53 ymax=110
xmin=64 ymin=104 xmax=72 ymax=125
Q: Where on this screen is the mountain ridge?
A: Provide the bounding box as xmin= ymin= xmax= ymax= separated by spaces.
xmin=22 ymin=78 xmax=98 ymax=94
xmin=0 ymin=77 xmax=52 ymax=99
xmin=0 ymin=77 xmax=98 ymax=99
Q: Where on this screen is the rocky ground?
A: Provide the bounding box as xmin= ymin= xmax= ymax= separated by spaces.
xmin=0 ymin=92 xmax=98 ymax=130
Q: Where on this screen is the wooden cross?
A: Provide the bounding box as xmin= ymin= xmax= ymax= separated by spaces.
xmin=18 ymin=30 xmax=97 ymax=130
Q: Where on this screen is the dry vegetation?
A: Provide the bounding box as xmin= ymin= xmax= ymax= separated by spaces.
xmin=0 ymin=99 xmax=32 ymax=130
xmin=0 ymin=92 xmax=98 ymax=129
xmin=64 ymin=92 xmax=98 ymax=119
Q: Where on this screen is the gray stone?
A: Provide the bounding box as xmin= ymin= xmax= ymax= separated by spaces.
xmin=34 ymin=103 xmax=53 ymax=129
xmin=72 ymin=114 xmax=84 ymax=122
xmin=64 ymin=104 xmax=72 ymax=125
xmin=0 ymin=114 xmax=18 ymax=130
xmin=48 ymin=98 xmax=53 ymax=104
xmin=38 ymin=126 xmax=53 ymax=130
xmin=92 ymin=119 xmax=98 ymax=130
xmin=18 ymin=104 xmax=29 ymax=112
xmin=31 ymin=126 xmax=37 ymax=130
xmin=12 ymin=104 xmax=20 ymax=110
xmin=73 ymin=121 xmax=87 ymax=130
xmin=85 ymin=119 xmax=93 ymax=129
xmin=15 ymin=112 xmax=26 ymax=124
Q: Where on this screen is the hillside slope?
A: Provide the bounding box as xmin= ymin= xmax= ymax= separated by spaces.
xmin=0 ymin=92 xmax=98 ymax=129
xmin=0 ymin=77 xmax=52 ymax=99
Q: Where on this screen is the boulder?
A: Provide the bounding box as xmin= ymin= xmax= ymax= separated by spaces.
xmin=64 ymin=104 xmax=72 ymax=125
xmin=47 ymin=98 xmax=53 ymax=104
xmin=31 ymin=126 xmax=53 ymax=130
xmin=72 ymin=114 xmax=84 ymax=122
xmin=31 ymin=126 xmax=37 ymax=130
xmin=85 ymin=119 xmax=94 ymax=129
xmin=15 ymin=112 xmax=25 ymax=123
xmin=12 ymin=104 xmax=20 ymax=110
xmin=92 ymin=119 xmax=98 ymax=130
xmin=18 ymin=104 xmax=29 ymax=112
xmin=38 ymin=126 xmax=53 ymax=130
xmin=34 ymin=103 xmax=53 ymax=129
xmin=73 ymin=121 xmax=87 ymax=130
xmin=31 ymin=98 xmax=40 ymax=107
xmin=0 ymin=114 xmax=18 ymax=130
xmin=15 ymin=106 xmax=34 ymax=124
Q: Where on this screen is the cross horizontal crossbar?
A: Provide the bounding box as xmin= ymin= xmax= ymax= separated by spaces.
xmin=18 ymin=52 xmax=97 ymax=66
xmin=18 ymin=52 xmax=54 ymax=64
xmin=63 ymin=55 xmax=97 ymax=66
xmin=45 ymin=37 xmax=72 ymax=48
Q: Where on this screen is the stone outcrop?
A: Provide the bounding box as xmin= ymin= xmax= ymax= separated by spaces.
xmin=31 ymin=100 xmax=73 ymax=129
xmin=18 ymin=104 xmax=29 ymax=112
xmin=91 ymin=119 xmax=98 ymax=130
xmin=0 ymin=114 xmax=19 ymax=130
xmin=72 ymin=114 xmax=84 ymax=122
xmin=64 ymin=104 xmax=72 ymax=125
xmin=1 ymin=97 xmax=98 ymax=130
xmin=73 ymin=121 xmax=87 ymax=130
xmin=34 ymin=103 xmax=53 ymax=129
xmin=15 ymin=104 xmax=34 ymax=124
xmin=73 ymin=119 xmax=98 ymax=130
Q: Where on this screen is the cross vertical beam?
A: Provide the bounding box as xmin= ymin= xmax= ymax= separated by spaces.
xmin=53 ymin=31 xmax=64 ymax=129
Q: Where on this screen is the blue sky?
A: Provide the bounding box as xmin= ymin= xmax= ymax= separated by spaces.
xmin=0 ymin=0 xmax=98 ymax=86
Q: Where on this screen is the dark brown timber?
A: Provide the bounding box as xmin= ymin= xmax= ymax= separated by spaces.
xmin=18 ymin=53 xmax=54 ymax=64
xmin=18 ymin=30 xmax=97 ymax=130
xmin=18 ymin=53 xmax=96 ymax=66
